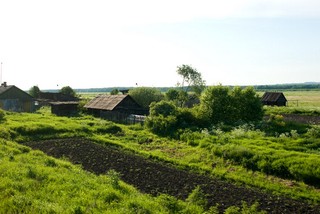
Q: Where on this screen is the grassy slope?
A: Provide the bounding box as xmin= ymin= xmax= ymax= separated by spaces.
xmin=0 ymin=140 xmax=167 ymax=213
xmin=1 ymin=107 xmax=320 ymax=211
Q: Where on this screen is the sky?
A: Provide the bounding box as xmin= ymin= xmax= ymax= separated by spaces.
xmin=0 ymin=0 xmax=320 ymax=90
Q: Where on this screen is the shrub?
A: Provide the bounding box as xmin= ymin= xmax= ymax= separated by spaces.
xmin=149 ymin=100 xmax=177 ymax=117
xmin=145 ymin=115 xmax=177 ymax=137
xmin=306 ymin=126 xmax=320 ymax=138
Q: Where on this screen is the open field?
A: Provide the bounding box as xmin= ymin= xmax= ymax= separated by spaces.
xmin=257 ymin=90 xmax=320 ymax=108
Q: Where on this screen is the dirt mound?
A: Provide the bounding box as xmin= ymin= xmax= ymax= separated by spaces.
xmin=283 ymin=114 xmax=320 ymax=124
xmin=25 ymin=138 xmax=319 ymax=213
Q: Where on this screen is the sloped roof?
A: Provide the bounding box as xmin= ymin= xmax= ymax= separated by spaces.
xmin=261 ymin=92 xmax=287 ymax=102
xmin=0 ymin=85 xmax=14 ymax=95
xmin=84 ymin=94 xmax=131 ymax=110
xmin=0 ymin=85 xmax=33 ymax=99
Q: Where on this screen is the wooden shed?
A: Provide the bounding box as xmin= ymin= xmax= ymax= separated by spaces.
xmin=50 ymin=102 xmax=79 ymax=116
xmin=0 ymin=82 xmax=35 ymax=112
xmin=84 ymin=94 xmax=147 ymax=122
xmin=38 ymin=92 xmax=79 ymax=105
xmin=261 ymin=92 xmax=287 ymax=106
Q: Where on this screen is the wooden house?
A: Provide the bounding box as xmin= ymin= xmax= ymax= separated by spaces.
xmin=0 ymin=82 xmax=35 ymax=112
xmin=84 ymin=94 xmax=147 ymax=122
xmin=261 ymin=92 xmax=287 ymax=106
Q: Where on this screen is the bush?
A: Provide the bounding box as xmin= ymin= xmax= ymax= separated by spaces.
xmin=306 ymin=126 xmax=320 ymax=138
xmin=149 ymin=101 xmax=177 ymax=117
xmin=145 ymin=115 xmax=177 ymax=137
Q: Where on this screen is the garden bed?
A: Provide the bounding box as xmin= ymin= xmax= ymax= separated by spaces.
xmin=25 ymin=138 xmax=320 ymax=213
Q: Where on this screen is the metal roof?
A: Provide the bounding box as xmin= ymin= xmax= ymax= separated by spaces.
xmin=84 ymin=94 xmax=130 ymax=111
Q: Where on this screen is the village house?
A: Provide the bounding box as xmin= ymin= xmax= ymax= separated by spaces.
xmin=84 ymin=94 xmax=148 ymax=123
xmin=0 ymin=82 xmax=35 ymax=112
xmin=261 ymin=92 xmax=287 ymax=106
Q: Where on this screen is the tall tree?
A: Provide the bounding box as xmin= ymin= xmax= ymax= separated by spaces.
xmin=199 ymin=85 xmax=263 ymax=125
xmin=176 ymin=64 xmax=206 ymax=96
xmin=29 ymin=86 xmax=40 ymax=98
xmin=60 ymin=86 xmax=76 ymax=97
xmin=128 ymin=87 xmax=163 ymax=108
xmin=110 ymin=88 xmax=119 ymax=95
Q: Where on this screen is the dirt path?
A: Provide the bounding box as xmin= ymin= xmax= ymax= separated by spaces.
xmin=25 ymin=138 xmax=320 ymax=213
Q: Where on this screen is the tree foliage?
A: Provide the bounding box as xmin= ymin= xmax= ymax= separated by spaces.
xmin=146 ymin=101 xmax=199 ymax=137
xmin=165 ymin=89 xmax=189 ymax=107
xmin=29 ymin=86 xmax=40 ymax=98
xmin=60 ymin=86 xmax=76 ymax=97
xmin=149 ymin=100 xmax=177 ymax=117
xmin=129 ymin=87 xmax=163 ymax=109
xmin=110 ymin=89 xmax=119 ymax=95
xmin=199 ymin=85 xmax=263 ymax=125
xmin=176 ymin=64 xmax=206 ymax=95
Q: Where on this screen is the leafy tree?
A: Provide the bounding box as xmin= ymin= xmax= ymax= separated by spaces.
xmin=60 ymin=86 xmax=76 ymax=97
xmin=149 ymin=100 xmax=177 ymax=117
xmin=165 ymin=88 xmax=180 ymax=101
xmin=231 ymin=86 xmax=264 ymax=122
xmin=29 ymin=85 xmax=40 ymax=98
xmin=199 ymin=85 xmax=263 ymax=125
xmin=110 ymin=88 xmax=119 ymax=95
xmin=200 ymin=85 xmax=233 ymax=124
xmin=146 ymin=101 xmax=199 ymax=137
xmin=129 ymin=87 xmax=163 ymax=108
xmin=165 ymin=88 xmax=189 ymax=107
xmin=176 ymin=64 xmax=206 ymax=96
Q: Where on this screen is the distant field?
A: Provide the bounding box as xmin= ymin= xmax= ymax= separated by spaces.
xmin=283 ymin=91 xmax=320 ymax=107
xmin=257 ymin=90 xmax=320 ymax=108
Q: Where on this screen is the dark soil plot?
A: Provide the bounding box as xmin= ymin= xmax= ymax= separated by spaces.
xmin=25 ymin=138 xmax=320 ymax=213
xmin=283 ymin=114 xmax=320 ymax=124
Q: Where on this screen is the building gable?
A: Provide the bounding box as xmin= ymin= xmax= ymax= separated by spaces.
xmin=261 ymin=92 xmax=287 ymax=106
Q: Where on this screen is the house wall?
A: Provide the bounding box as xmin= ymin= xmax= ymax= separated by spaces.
xmin=0 ymin=99 xmax=34 ymax=112
xmin=0 ymin=86 xmax=35 ymax=112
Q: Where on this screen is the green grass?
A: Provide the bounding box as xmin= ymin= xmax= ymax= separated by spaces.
xmin=1 ymin=106 xmax=320 ymax=211
xmin=1 ymin=138 xmax=220 ymax=214
xmin=258 ymin=90 xmax=320 ymax=115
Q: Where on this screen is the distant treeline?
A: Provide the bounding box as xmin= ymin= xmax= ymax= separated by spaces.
xmin=42 ymin=83 xmax=320 ymax=94
xmin=253 ymin=83 xmax=320 ymax=91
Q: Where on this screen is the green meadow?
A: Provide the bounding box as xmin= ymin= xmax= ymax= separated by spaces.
xmin=1 ymin=89 xmax=320 ymax=213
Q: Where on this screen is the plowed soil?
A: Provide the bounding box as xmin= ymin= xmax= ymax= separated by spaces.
xmin=25 ymin=138 xmax=320 ymax=213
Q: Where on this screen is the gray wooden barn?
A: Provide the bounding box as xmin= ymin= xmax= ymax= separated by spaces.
xmin=84 ymin=94 xmax=148 ymax=122
xmin=261 ymin=92 xmax=287 ymax=106
xmin=0 ymin=82 xmax=35 ymax=112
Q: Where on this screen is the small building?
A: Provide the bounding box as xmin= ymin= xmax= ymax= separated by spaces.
xmin=38 ymin=92 xmax=79 ymax=105
xmin=50 ymin=102 xmax=79 ymax=116
xmin=0 ymin=82 xmax=35 ymax=112
xmin=84 ymin=94 xmax=147 ymax=122
xmin=261 ymin=92 xmax=287 ymax=106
